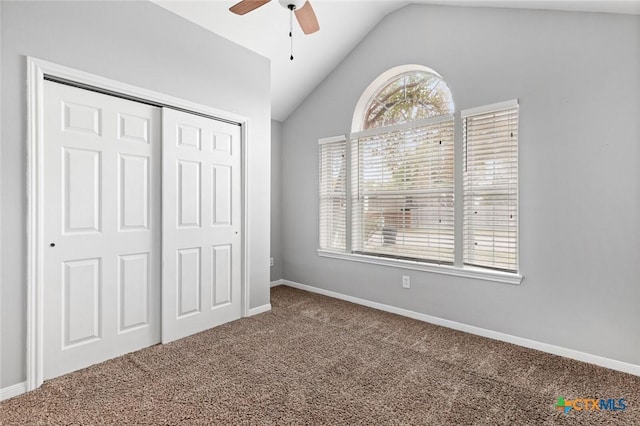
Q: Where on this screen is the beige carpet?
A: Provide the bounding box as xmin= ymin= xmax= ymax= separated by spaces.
xmin=1 ymin=286 xmax=639 ymax=425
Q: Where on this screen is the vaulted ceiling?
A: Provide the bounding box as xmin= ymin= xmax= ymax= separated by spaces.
xmin=154 ymin=1 xmax=640 ymax=122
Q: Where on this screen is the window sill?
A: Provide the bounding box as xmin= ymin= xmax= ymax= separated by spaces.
xmin=317 ymin=249 xmax=523 ymax=285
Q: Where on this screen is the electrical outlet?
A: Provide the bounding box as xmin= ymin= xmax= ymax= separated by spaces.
xmin=402 ymin=275 xmax=410 ymax=289
xmin=270 ymin=257 xmax=274 ymax=267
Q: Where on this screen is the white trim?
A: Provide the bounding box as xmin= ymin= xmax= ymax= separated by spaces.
xmin=280 ymin=280 xmax=640 ymax=377
xmin=461 ymin=99 xmax=519 ymax=118
xmin=30 ymin=58 xmax=247 ymax=124
xmin=26 ymin=57 xmax=251 ymax=392
xmin=247 ymin=304 xmax=272 ymax=316
xmin=317 ymin=249 xmax=522 ymax=285
xmin=270 ymin=279 xmax=285 ymax=287
xmin=350 ymin=113 xmax=454 ymax=140
xmin=241 ymin=120 xmax=251 ymax=319
xmin=318 ymin=135 xmax=346 ymax=145
xmin=27 ymin=58 xmax=45 ymax=392
xmin=1 ymin=381 xmax=28 ymax=401
xmin=0 ymin=5 xmax=3 ymax=394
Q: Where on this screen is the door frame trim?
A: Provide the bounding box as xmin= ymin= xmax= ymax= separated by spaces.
xmin=26 ymin=57 xmax=252 ymax=392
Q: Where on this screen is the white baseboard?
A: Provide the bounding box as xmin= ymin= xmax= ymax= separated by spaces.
xmin=247 ymin=303 xmax=272 ymax=316
xmin=270 ymin=279 xmax=284 ymax=287
xmin=280 ymin=279 xmax=640 ymax=377
xmin=1 ymin=381 xmax=27 ymax=401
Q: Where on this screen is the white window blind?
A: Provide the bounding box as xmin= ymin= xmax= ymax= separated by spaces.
xmin=463 ymin=101 xmax=518 ymax=272
xmin=351 ymin=116 xmax=455 ymax=264
xmin=319 ymin=137 xmax=347 ymax=252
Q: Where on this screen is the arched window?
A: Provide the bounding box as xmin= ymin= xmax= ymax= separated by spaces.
xmin=348 ymin=65 xmax=456 ymax=265
xmin=353 ymin=65 xmax=454 ymax=131
xmin=320 ymin=65 xmax=520 ymax=276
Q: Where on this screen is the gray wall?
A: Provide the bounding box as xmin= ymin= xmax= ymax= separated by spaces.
xmin=271 ymin=120 xmax=283 ymax=282
xmin=1 ymin=1 xmax=271 ymax=388
xmin=282 ymin=5 xmax=640 ymax=366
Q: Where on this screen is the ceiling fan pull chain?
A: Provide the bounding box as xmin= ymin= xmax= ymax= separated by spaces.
xmin=289 ymin=6 xmax=294 ymax=60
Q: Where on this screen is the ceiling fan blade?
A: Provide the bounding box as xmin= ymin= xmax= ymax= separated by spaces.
xmin=295 ymin=1 xmax=319 ymax=35
xmin=229 ymin=0 xmax=271 ymax=16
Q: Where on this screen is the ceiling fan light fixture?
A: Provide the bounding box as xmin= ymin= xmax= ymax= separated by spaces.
xmin=278 ymin=0 xmax=306 ymax=11
xmin=229 ymin=0 xmax=319 ymax=60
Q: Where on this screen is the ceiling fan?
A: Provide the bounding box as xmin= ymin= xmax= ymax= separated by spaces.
xmin=229 ymin=0 xmax=320 ymax=35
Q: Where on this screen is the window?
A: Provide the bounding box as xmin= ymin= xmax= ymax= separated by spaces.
xmin=319 ymin=65 xmax=521 ymax=283
xmin=319 ymin=136 xmax=347 ymax=252
xmin=351 ymin=116 xmax=455 ymax=264
xmin=362 ymin=70 xmax=454 ymax=129
xmin=351 ymin=67 xmax=455 ymax=264
xmin=463 ymin=101 xmax=519 ymax=272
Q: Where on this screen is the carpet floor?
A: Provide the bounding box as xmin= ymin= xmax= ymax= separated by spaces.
xmin=1 ymin=285 xmax=639 ymax=425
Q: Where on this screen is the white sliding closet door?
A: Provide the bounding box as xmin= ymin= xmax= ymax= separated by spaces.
xmin=43 ymin=81 xmax=161 ymax=380
xmin=161 ymin=108 xmax=242 ymax=343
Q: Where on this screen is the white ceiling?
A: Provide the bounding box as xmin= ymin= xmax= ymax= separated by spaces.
xmin=154 ymin=0 xmax=640 ymax=122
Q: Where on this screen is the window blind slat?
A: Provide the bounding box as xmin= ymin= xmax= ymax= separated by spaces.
xmin=463 ymin=104 xmax=518 ymax=273
xmin=352 ymin=119 xmax=455 ymax=265
xmin=319 ymin=140 xmax=347 ymax=251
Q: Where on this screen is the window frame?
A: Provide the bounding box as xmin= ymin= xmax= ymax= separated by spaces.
xmin=350 ymin=114 xmax=456 ymax=265
xmin=319 ymin=65 xmax=522 ymax=285
xmin=351 ymin=64 xmax=451 ymax=133
xmin=317 ymin=109 xmax=522 ymax=285
xmin=462 ymin=99 xmax=519 ymax=273
xmin=318 ymin=135 xmax=348 ymax=253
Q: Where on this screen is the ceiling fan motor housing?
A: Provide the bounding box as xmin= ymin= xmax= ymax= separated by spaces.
xmin=278 ymin=0 xmax=306 ymax=10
